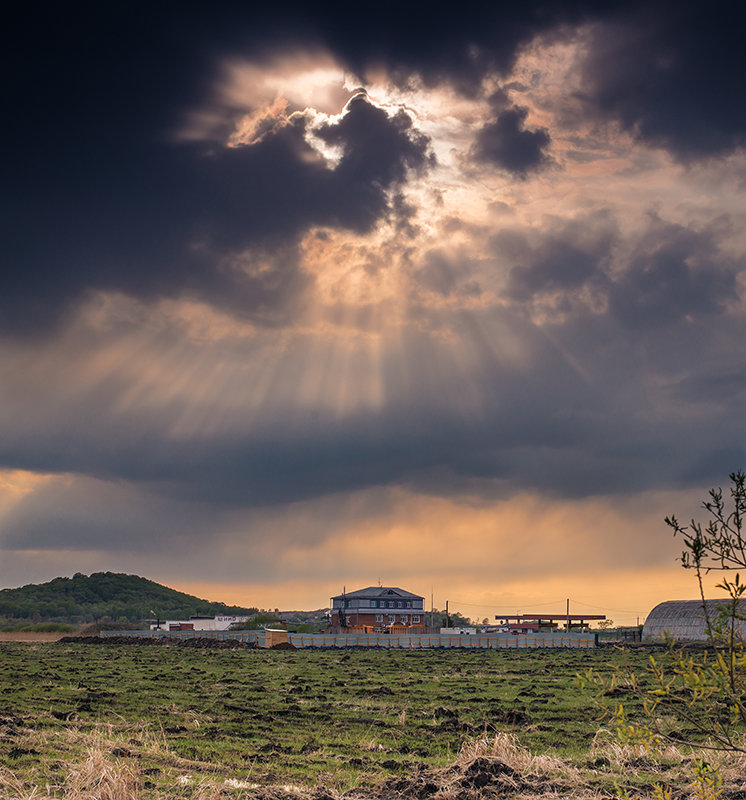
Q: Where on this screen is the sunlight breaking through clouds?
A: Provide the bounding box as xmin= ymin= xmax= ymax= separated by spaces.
xmin=4 ymin=2 xmax=746 ymax=621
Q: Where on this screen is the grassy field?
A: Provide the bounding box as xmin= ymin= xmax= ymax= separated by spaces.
xmin=0 ymin=642 xmax=742 ymax=799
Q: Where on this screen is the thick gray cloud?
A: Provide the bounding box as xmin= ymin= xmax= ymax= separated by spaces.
xmin=579 ymin=4 xmax=746 ymax=160
xmin=608 ymin=217 xmax=739 ymax=328
xmin=495 ymin=212 xmax=616 ymax=302
xmin=471 ymin=105 xmax=552 ymax=177
xmin=3 ymin=91 xmax=432 ymax=337
xmin=0 ymin=477 xmax=215 ymax=554
xmin=493 ymin=212 xmax=741 ymax=329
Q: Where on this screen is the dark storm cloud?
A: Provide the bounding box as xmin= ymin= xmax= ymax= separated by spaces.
xmin=3 ymin=89 xmax=431 ymax=335
xmin=3 ymin=0 xmax=568 ymax=339
xmin=579 ymin=4 xmax=746 ymax=160
xmin=317 ymin=0 xmax=746 ymax=162
xmin=471 ymin=105 xmax=552 ymax=177
xmin=309 ymin=2 xmax=595 ymax=95
xmin=194 ymin=97 xmax=431 ymax=257
xmin=5 ymin=0 xmax=743 ymax=339
xmin=316 ymin=94 xmax=434 ymax=187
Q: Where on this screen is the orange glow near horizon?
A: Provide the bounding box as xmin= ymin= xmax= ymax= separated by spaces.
xmin=157 ymin=485 xmax=720 ymax=628
xmin=0 ymin=467 xmax=724 ymax=629
xmin=175 ymin=565 xmax=725 ymax=629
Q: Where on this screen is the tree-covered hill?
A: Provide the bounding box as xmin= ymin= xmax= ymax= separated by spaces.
xmin=0 ymin=572 xmax=256 ymax=626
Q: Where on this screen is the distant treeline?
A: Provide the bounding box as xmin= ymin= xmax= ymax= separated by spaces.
xmin=0 ymin=572 xmax=256 ymax=626
xmin=0 ymin=622 xmax=77 ymax=633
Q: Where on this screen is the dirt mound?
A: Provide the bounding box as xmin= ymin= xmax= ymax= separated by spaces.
xmin=493 ymin=708 xmax=532 ymax=725
xmin=179 ymin=637 xmax=254 ymax=649
xmin=461 ymin=757 xmax=518 ymax=788
xmin=270 ymin=641 xmax=296 ymax=650
xmin=381 ymin=755 xmax=528 ymax=799
xmin=57 ymin=635 xmax=254 ymax=649
xmin=58 ymin=635 xmax=164 ymax=646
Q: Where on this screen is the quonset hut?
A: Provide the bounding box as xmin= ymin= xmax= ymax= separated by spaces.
xmin=643 ymin=599 xmax=746 ymax=642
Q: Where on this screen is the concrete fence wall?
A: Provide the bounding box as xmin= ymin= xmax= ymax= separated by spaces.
xmin=288 ymin=632 xmax=594 ymax=648
xmin=101 ymin=629 xmax=595 ymax=648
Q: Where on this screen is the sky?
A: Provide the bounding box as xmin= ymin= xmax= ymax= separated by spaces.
xmin=3 ymin=1 xmax=746 ymax=625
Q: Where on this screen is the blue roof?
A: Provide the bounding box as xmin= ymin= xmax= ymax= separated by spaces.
xmin=331 ymin=586 xmax=423 ymax=601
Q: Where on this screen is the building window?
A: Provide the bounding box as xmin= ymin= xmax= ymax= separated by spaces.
xmin=372 ymin=600 xmax=378 ymax=608
xmin=397 ymin=601 xmax=402 ymax=608
xmin=376 ymin=614 xmax=383 ymax=622
xmin=388 ymin=615 xmax=396 ymax=624
xmin=413 ymin=615 xmax=421 ymax=623
xmin=406 ymin=601 xmax=411 ymax=608
xmin=401 ymin=615 xmax=408 ymax=624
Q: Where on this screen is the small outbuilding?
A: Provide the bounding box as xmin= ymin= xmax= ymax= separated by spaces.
xmin=642 ymin=598 xmax=746 ymax=642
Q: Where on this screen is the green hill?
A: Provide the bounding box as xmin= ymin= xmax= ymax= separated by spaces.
xmin=0 ymin=572 xmax=256 ymax=627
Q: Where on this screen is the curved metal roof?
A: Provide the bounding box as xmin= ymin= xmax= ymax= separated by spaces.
xmin=643 ymin=598 xmax=746 ymax=642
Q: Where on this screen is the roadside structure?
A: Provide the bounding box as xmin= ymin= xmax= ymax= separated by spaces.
xmin=493 ymin=613 xmax=605 ymax=633
xmin=150 ymin=614 xmax=251 ymax=632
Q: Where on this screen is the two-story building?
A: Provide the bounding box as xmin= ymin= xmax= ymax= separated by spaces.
xmin=330 ymin=586 xmax=425 ymax=630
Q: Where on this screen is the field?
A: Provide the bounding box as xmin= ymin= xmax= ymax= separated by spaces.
xmin=0 ymin=641 xmax=743 ymax=799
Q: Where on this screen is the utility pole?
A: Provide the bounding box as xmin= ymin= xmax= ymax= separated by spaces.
xmin=566 ymin=598 xmax=570 ymax=632
xmin=445 ymin=600 xmax=449 ymax=628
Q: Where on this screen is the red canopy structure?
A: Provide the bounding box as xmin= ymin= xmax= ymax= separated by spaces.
xmin=494 ymin=613 xmax=605 ymax=632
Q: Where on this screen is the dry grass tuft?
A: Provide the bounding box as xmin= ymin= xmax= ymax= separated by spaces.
xmin=4 ymin=725 xmax=746 ymax=800
xmin=593 ymin=740 xmax=683 ymax=769
xmin=65 ymin=747 xmax=141 ymax=800
xmin=0 ymin=766 xmax=42 ymax=800
xmin=458 ymin=732 xmax=566 ymax=775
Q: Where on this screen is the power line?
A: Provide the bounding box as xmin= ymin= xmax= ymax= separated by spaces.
xmin=449 ymin=599 xmax=565 ymax=611
xmin=449 ymin=597 xmax=646 ymax=617
xmin=518 ymin=599 xmax=566 ymax=610
xmin=570 ymin=598 xmax=647 ymax=615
